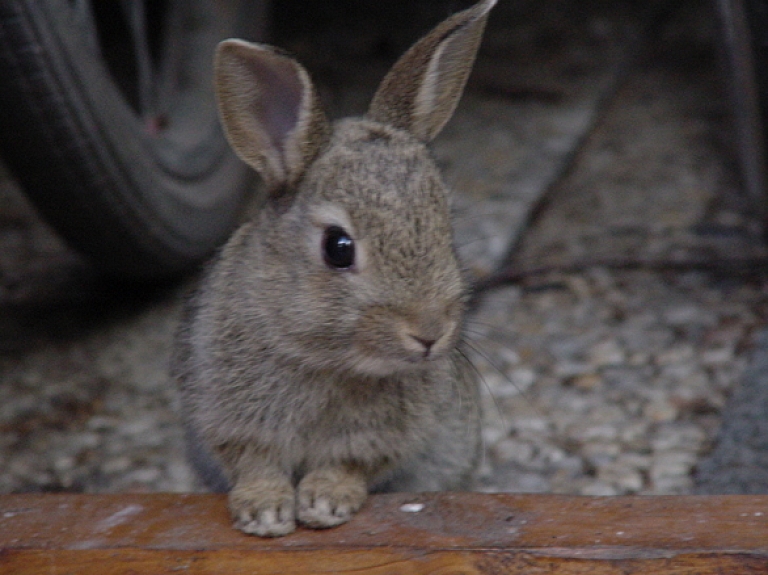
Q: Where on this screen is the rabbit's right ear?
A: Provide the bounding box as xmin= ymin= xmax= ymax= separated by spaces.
xmin=368 ymin=0 xmax=496 ymax=143
xmin=215 ymin=40 xmax=330 ymax=191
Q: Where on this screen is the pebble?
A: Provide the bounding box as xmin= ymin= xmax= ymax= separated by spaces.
xmin=597 ymin=461 xmax=644 ymax=493
xmin=651 ymin=424 xmax=706 ymax=452
xmin=643 ymin=398 xmax=680 ymax=423
xmin=581 ymin=481 xmax=620 ymax=497
xmin=700 ymin=347 xmax=735 ymax=366
xmin=588 ymin=340 xmax=626 ymax=367
xmin=492 ymin=439 xmax=535 ymax=467
xmin=572 ymin=373 xmax=603 ymax=391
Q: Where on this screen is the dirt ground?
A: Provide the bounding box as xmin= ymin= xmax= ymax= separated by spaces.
xmin=1 ymin=0 xmax=767 ymax=495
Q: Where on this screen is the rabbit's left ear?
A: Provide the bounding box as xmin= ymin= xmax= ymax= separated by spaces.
xmin=215 ymin=40 xmax=330 ymax=191
xmin=367 ymin=0 xmax=496 ymax=142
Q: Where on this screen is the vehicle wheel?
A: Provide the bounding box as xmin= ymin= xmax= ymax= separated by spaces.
xmin=0 ymin=0 xmax=266 ymax=280
xmin=716 ymin=0 xmax=768 ymax=226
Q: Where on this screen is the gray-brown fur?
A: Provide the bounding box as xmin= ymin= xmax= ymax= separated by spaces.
xmin=368 ymin=0 xmax=496 ymax=141
xmin=173 ymin=0 xmax=495 ymax=537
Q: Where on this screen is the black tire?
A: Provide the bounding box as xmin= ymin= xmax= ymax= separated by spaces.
xmin=0 ymin=1 xmax=265 ymax=280
xmin=716 ymin=0 xmax=768 ymax=226
xmin=745 ymin=0 xmax=768 ymax=209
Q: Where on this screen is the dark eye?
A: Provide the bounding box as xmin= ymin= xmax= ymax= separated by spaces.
xmin=323 ymin=226 xmax=355 ymax=269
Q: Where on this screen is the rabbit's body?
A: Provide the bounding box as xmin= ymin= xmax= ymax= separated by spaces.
xmin=174 ymin=0 xmax=495 ymax=537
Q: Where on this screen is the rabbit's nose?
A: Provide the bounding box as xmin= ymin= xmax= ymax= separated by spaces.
xmin=409 ymin=335 xmax=437 ymax=355
xmin=397 ymin=306 xmax=458 ymax=357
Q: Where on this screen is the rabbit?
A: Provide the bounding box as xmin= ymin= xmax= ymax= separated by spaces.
xmin=173 ymin=0 xmax=496 ymax=538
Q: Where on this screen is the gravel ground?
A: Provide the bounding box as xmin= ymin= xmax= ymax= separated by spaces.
xmin=695 ymin=329 xmax=768 ymax=494
xmin=1 ymin=0 xmax=767 ymax=496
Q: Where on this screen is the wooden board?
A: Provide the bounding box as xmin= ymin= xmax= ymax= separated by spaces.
xmin=1 ymin=492 xmax=766 ymax=574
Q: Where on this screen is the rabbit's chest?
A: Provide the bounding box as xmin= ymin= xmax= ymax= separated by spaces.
xmin=286 ymin=376 xmax=442 ymax=467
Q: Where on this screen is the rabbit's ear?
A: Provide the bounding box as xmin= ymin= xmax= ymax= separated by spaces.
xmin=368 ymin=0 xmax=496 ymax=142
xmin=215 ymin=40 xmax=330 ymax=190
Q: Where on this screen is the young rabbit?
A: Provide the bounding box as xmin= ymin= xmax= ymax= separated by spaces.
xmin=173 ymin=0 xmax=496 ymax=537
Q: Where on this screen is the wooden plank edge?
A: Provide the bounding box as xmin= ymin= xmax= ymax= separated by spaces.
xmin=1 ymin=492 xmax=766 ymax=574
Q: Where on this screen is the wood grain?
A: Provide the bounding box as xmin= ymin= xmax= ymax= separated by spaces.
xmin=0 ymin=493 xmax=766 ymax=574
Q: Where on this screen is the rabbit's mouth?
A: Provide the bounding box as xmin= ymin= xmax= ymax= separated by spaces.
xmin=350 ymin=333 xmax=457 ymax=377
xmin=349 ymin=304 xmax=463 ymax=376
xmin=347 ymin=351 xmax=446 ymax=378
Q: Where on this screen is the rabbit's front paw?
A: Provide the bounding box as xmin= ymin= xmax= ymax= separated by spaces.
xmin=297 ymin=468 xmax=367 ymax=529
xmin=229 ymin=478 xmax=296 ymax=537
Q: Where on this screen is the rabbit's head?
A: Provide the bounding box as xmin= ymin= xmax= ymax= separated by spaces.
xmin=213 ymin=0 xmax=495 ymax=377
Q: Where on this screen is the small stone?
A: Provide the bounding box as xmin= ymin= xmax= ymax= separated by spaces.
xmin=514 ymin=473 xmax=551 ymax=493
xmin=481 ymin=425 xmax=506 ymax=446
xmin=580 ymin=481 xmax=619 ymax=496
xmin=497 ymin=347 xmax=521 ymax=366
xmin=565 ymin=275 xmax=592 ymax=299
xmin=87 ymin=416 xmax=119 ymax=431
xmin=554 ymin=361 xmax=592 ymax=379
xmin=572 ymin=373 xmax=603 ymax=390
xmin=477 ymin=370 xmax=508 ymax=395
xmin=628 ymin=352 xmax=651 ymax=366
xmin=102 ymin=456 xmax=133 ymax=475
xmin=700 ymin=347 xmax=734 ymax=366
xmin=597 ymin=461 xmax=644 ymax=493
xmin=670 ymin=388 xmax=724 ymax=413
xmin=651 ymin=474 xmax=693 ymax=494
xmin=651 ymin=424 xmax=706 ymax=452
xmin=643 ymin=398 xmax=679 ymax=423
xmin=660 ymin=362 xmax=696 ymax=381
xmin=650 ymin=450 xmax=697 ymax=481
xmin=679 ymin=371 xmax=709 ymax=388
xmin=165 ymin=460 xmax=197 ymax=492
xmin=400 ymin=503 xmax=425 ymax=513
xmin=537 ymin=443 xmax=568 ymax=467
xmin=119 ymin=417 xmax=157 ymax=437
xmin=582 ymin=441 xmax=621 ymax=467
xmin=68 ymin=432 xmax=101 ymax=451
xmin=655 ymin=345 xmax=694 ymax=366
xmin=550 ymin=461 xmax=586 ymax=493
xmin=663 ymin=305 xmax=701 ymax=326
xmin=125 ymin=467 xmax=161 ymax=485
xmin=509 ymin=368 xmax=536 ymax=391
xmin=53 ymin=456 xmax=75 ymax=473
xmin=491 ymin=438 xmax=535 ymax=466
xmin=573 ymin=424 xmax=619 ymax=443
xmin=619 ymin=421 xmax=651 ymax=449
xmin=588 ymin=340 xmax=625 ymax=367
xmin=511 ymin=418 xmax=551 ymax=434
xmin=615 ymin=453 xmax=652 ymax=470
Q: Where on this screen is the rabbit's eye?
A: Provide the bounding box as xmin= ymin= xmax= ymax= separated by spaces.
xmin=323 ymin=226 xmax=355 ymax=269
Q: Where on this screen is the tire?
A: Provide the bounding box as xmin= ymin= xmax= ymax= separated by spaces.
xmin=0 ymin=1 xmax=265 ymax=280
xmin=716 ymin=0 xmax=768 ymax=226
xmin=745 ymin=0 xmax=768 ymax=202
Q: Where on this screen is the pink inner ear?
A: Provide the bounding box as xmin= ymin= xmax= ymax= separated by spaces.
xmin=244 ymin=55 xmax=303 ymax=157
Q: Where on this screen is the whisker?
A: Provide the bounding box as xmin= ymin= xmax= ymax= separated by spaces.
xmin=454 ymin=347 xmax=497 ymax=473
xmin=462 ymin=330 xmax=520 ymax=353
xmin=457 ymin=343 xmax=509 ymax=437
xmin=451 ymin=356 xmax=464 ymax=411
xmin=462 ymin=339 xmax=536 ymax=408
xmin=463 ymin=320 xmax=520 ymax=342
xmin=448 ymin=352 xmax=467 ymax=426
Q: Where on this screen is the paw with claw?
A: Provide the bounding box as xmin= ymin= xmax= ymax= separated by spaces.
xmin=297 ymin=468 xmax=367 ymax=529
xmin=229 ymin=478 xmax=296 ymax=537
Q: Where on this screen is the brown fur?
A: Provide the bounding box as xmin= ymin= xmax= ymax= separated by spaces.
xmin=173 ymin=0 xmax=496 ymax=537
